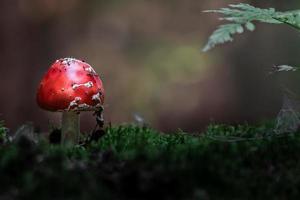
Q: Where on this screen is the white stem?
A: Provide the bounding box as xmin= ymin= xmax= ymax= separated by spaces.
xmin=61 ymin=111 xmax=80 ymax=145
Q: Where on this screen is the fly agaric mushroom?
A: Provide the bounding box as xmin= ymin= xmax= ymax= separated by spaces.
xmin=37 ymin=58 xmax=104 ymax=145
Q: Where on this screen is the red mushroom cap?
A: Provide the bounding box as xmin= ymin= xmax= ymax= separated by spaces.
xmin=37 ymin=58 xmax=104 ymax=112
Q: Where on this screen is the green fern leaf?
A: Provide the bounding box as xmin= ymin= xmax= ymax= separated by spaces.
xmin=203 ymin=4 xmax=300 ymax=52
xmin=203 ymin=24 xmax=244 ymax=52
xmin=274 ymin=11 xmax=300 ymax=30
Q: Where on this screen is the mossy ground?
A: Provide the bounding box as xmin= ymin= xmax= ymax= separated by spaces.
xmin=0 ymin=122 xmax=300 ymax=199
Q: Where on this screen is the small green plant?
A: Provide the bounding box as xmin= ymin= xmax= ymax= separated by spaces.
xmin=203 ymin=3 xmax=300 ymax=52
xmin=0 ymin=121 xmax=7 ymax=143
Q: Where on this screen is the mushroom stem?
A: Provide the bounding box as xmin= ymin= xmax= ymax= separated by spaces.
xmin=61 ymin=111 xmax=80 ymax=145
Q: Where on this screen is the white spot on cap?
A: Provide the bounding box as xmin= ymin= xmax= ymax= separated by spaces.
xmin=68 ymin=97 xmax=81 ymax=110
xmin=61 ymin=57 xmax=77 ymax=65
xmin=72 ymin=81 xmax=93 ymax=90
xmin=84 ymin=66 xmax=97 ymax=75
xmin=77 ymin=104 xmax=90 ymax=109
xmin=92 ymin=92 xmax=101 ymax=103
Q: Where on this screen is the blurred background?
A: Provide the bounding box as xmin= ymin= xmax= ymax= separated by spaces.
xmin=1 ymin=0 xmax=300 ymax=133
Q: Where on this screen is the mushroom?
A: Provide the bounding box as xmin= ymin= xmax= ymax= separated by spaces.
xmin=36 ymin=58 xmax=104 ymax=145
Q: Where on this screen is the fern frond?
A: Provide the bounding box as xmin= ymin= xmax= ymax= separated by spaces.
xmin=274 ymin=11 xmax=300 ymax=30
xmin=202 ymin=23 xmax=246 ymax=52
xmin=203 ymin=3 xmax=300 ymax=52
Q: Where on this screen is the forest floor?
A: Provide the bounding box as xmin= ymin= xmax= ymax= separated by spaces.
xmin=0 ymin=122 xmax=299 ymax=200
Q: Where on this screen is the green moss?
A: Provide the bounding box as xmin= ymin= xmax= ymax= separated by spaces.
xmin=1 ymin=123 xmax=300 ymax=199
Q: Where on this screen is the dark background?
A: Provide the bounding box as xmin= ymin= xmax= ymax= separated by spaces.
xmin=1 ymin=0 xmax=300 ymax=133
